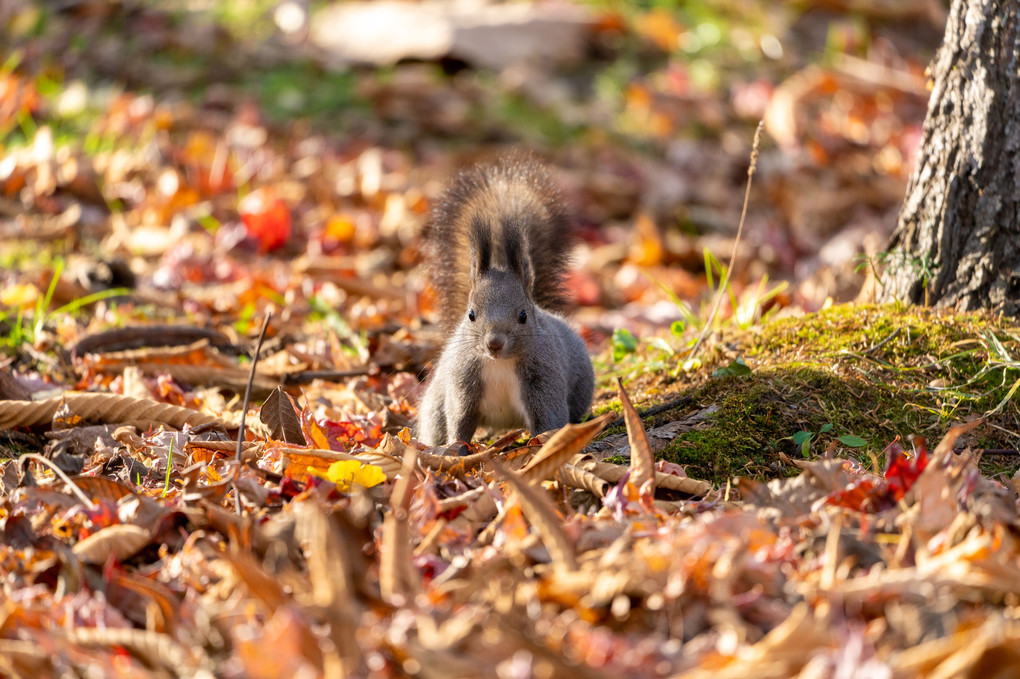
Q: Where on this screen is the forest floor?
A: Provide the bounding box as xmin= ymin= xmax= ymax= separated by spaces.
xmin=4 ymin=1 xmax=1020 ymax=677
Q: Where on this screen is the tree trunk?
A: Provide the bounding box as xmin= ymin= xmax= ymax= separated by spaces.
xmin=878 ymin=0 xmax=1020 ymax=314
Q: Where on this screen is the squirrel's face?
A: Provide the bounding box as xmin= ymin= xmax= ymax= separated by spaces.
xmin=466 ymin=269 xmax=534 ymax=360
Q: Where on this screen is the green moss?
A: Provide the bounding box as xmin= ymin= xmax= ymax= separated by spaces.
xmin=591 ymin=402 xmax=623 ymax=418
xmin=657 ymin=367 xmax=888 ymax=481
xmin=610 ymin=304 xmax=1020 ymax=485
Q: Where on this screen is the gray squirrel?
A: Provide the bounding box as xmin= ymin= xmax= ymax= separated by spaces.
xmin=416 ymin=155 xmax=594 ymax=446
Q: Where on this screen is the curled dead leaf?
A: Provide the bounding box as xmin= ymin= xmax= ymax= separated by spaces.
xmin=616 ymin=378 xmax=654 ymax=493
xmin=559 ymin=463 xmax=610 ymax=498
xmin=519 ymin=413 xmax=612 ymax=485
xmin=73 ymin=524 xmax=151 ymax=565
xmin=0 ymin=393 xmax=224 ymax=431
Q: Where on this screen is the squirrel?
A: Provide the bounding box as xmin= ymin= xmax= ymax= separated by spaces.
xmin=416 ymin=155 xmax=595 ymax=446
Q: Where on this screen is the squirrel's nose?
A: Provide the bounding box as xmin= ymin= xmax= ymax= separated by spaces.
xmin=486 ymin=335 xmax=505 ymax=355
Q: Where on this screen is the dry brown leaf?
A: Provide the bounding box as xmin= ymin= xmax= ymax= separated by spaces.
xmin=890 ymin=617 xmax=1020 ymax=676
xmin=617 ymin=378 xmax=655 ymax=492
xmin=494 ymin=461 xmax=578 ymax=571
xmin=455 ymin=484 xmax=499 ymax=523
xmin=82 ymin=338 xmax=234 ymax=366
xmin=0 ymin=639 xmax=51 ymax=677
xmin=519 ymin=412 xmax=613 ymax=485
xmin=259 ymin=387 xmax=306 ymax=445
xmin=292 ymin=504 xmax=349 ymax=610
xmin=73 ymin=523 xmax=151 ymax=565
xmin=70 ymin=325 xmax=234 ymax=355
xmin=0 ymin=368 xmax=31 ymax=401
xmin=71 ymin=475 xmax=138 ymax=504
xmin=925 ymin=620 xmax=1020 ymax=679
xmin=109 ymin=571 xmax=181 ymax=635
xmin=577 ymin=458 xmax=714 ymax=498
xmin=652 ymin=499 xmax=697 ymax=515
xmin=186 ymin=439 xmax=260 ymax=464
xmin=227 ymin=552 xmax=290 ymax=612
xmin=112 ymin=361 xmax=279 ymax=394
xmin=674 ymin=603 xmax=830 ymax=678
xmin=64 ymin=626 xmax=210 ymax=675
xmin=417 ymin=447 xmax=498 ymax=475
xmin=930 ymin=418 xmax=984 ymax=464
xmin=0 ymin=393 xmax=225 ymax=430
xmin=380 ymin=445 xmax=420 ymax=603
xmin=559 ymin=463 xmax=610 ymax=498
xmin=435 ymin=485 xmax=488 ymax=514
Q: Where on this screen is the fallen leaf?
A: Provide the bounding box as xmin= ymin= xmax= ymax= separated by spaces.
xmin=239 ymin=187 xmax=291 ymax=252
xmin=73 ymin=523 xmax=151 ymax=565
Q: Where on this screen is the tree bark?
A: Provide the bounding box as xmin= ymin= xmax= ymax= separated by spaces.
xmin=878 ymin=0 xmax=1020 ymax=314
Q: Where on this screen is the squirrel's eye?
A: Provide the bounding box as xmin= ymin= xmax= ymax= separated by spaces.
xmin=468 ymin=309 xmax=476 ymax=322
xmin=518 ymin=310 xmax=527 ymax=324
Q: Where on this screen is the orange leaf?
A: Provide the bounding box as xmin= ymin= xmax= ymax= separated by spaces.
xmin=307 ymin=418 xmax=330 ymax=451
xmin=635 ymin=8 xmax=680 ymax=52
xmin=325 ymin=214 xmax=357 ymax=243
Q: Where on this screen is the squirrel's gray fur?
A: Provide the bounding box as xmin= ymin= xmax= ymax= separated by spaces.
xmin=417 ymin=155 xmax=595 ymax=446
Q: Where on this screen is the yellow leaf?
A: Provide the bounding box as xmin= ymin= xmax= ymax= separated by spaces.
xmin=351 ymin=463 xmax=386 ymax=488
xmin=313 ymin=460 xmax=387 ymax=492
xmin=0 ymin=283 xmax=39 ymax=309
xmin=325 ymin=460 xmax=362 ymax=486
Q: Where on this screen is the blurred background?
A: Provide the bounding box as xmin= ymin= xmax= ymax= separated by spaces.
xmin=0 ymin=0 xmax=946 ymax=346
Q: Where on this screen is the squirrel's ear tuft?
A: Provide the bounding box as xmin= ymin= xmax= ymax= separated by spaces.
xmin=504 ymin=220 xmax=534 ymax=295
xmin=469 ymin=217 xmax=492 ymax=280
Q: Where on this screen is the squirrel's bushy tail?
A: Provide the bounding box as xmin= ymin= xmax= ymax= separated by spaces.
xmin=423 ymin=154 xmax=575 ymax=333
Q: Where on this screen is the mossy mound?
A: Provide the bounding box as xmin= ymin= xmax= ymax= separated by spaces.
xmin=608 ymin=304 xmax=1020 ymax=485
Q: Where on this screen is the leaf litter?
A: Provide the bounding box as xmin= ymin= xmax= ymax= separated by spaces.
xmin=2 ymin=1 xmax=1018 ymax=676
xmin=3 ymin=356 xmax=1019 ymax=677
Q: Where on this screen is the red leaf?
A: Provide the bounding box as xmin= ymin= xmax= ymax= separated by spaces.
xmin=304 ymin=411 xmax=383 ymax=452
xmin=824 ymin=478 xmax=890 ymax=512
xmin=884 ymin=438 xmax=928 ymax=501
xmin=239 ymin=187 xmax=291 ymax=252
xmin=274 ymin=476 xmax=307 ymax=501
xmin=79 ymin=499 xmax=121 ymax=537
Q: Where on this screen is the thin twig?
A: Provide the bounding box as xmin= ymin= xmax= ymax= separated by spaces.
xmin=234 ymin=312 xmax=273 ymax=514
xmin=602 ymin=394 xmax=697 ymax=430
xmin=864 ymin=328 xmax=902 ymax=356
xmin=283 ymin=368 xmax=373 ymax=385
xmin=20 ymin=453 xmax=97 ymax=511
xmin=688 ymin=121 xmax=764 ymax=362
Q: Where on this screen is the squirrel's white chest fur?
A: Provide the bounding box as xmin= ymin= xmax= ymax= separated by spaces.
xmin=478 ymin=359 xmax=528 ymax=429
